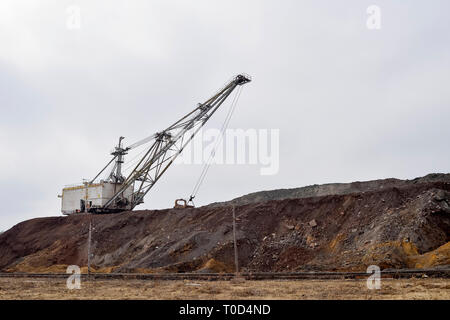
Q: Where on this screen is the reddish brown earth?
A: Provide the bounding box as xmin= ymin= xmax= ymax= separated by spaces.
xmin=0 ymin=176 xmax=449 ymax=273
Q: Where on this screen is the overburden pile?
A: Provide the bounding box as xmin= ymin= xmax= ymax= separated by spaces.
xmin=1 ymin=174 xmax=449 ymax=273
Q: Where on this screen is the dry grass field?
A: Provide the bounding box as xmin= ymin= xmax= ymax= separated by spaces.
xmin=0 ymin=277 xmax=449 ymax=300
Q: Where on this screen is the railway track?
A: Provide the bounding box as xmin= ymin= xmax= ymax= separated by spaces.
xmin=0 ymin=268 xmax=449 ymax=281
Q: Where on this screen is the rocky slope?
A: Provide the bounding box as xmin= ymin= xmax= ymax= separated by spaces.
xmin=0 ymin=175 xmax=449 ymax=273
xmin=209 ymin=173 xmax=450 ymax=207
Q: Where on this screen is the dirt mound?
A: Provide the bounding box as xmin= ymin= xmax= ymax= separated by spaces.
xmin=209 ymin=173 xmax=450 ymax=207
xmin=0 ymin=178 xmax=449 ymax=273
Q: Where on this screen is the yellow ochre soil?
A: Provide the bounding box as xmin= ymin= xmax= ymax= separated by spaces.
xmin=0 ymin=278 xmax=449 ymax=300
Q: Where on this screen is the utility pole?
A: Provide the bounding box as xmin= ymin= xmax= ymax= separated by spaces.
xmin=232 ymin=205 xmax=239 ymax=275
xmin=83 ymin=181 xmax=89 ymax=213
xmin=87 ymin=219 xmax=92 ymax=280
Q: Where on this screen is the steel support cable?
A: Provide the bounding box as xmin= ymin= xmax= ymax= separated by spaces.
xmin=89 ymin=155 xmax=118 ymax=184
xmin=122 ymin=145 xmax=153 ymax=172
xmin=189 ymin=86 xmax=243 ymax=201
xmin=194 ymin=86 xmax=242 ymax=188
xmin=189 ymin=87 xmax=241 ymax=200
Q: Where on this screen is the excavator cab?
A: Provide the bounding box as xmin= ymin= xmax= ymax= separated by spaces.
xmin=174 ymin=199 xmax=194 ymax=209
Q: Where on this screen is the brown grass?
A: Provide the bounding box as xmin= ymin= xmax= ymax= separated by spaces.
xmin=0 ymin=277 xmax=448 ymax=300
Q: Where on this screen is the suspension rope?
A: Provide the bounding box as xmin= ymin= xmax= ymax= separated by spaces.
xmin=122 ymin=145 xmax=150 ymax=172
xmin=189 ymin=85 xmax=244 ymax=203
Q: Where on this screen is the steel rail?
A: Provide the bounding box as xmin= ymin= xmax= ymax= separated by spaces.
xmin=1 ymin=269 xmax=449 ymax=281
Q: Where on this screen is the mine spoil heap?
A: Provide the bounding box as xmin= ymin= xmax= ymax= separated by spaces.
xmin=1 ymin=174 xmax=449 ymax=273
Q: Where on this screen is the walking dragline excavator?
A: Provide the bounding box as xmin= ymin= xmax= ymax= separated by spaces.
xmin=60 ymin=74 xmax=251 ymax=215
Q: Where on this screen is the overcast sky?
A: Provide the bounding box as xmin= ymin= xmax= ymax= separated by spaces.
xmin=1 ymin=0 xmax=449 ymax=231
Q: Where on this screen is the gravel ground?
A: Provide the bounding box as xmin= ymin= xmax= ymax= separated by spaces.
xmin=0 ymin=277 xmax=449 ymax=300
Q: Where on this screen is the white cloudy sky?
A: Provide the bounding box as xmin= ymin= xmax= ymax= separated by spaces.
xmin=1 ymin=1 xmax=449 ymax=231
